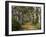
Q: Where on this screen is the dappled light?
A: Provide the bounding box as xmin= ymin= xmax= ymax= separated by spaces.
xmin=12 ymin=6 xmax=41 ymax=31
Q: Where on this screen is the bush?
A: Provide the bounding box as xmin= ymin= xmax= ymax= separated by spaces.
xmin=12 ymin=16 xmax=21 ymax=31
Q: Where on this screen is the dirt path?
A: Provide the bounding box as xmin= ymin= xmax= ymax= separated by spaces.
xmin=21 ymin=22 xmax=32 ymax=30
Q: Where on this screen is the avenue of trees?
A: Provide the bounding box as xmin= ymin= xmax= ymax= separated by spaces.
xmin=12 ymin=6 xmax=41 ymax=31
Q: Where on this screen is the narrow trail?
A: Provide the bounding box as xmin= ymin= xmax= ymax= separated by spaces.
xmin=21 ymin=22 xmax=33 ymax=30
xmin=21 ymin=22 xmax=38 ymax=30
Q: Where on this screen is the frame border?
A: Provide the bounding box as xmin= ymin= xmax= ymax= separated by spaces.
xmin=5 ymin=1 xmax=45 ymax=36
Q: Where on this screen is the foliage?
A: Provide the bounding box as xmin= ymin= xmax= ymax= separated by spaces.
xmin=12 ymin=16 xmax=22 ymax=31
xmin=12 ymin=6 xmax=41 ymax=30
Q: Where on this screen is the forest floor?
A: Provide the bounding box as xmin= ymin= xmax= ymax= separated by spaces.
xmin=21 ymin=22 xmax=37 ymax=30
